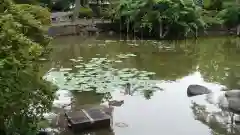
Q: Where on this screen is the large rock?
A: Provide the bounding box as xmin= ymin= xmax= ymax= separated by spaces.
xmin=187 ymin=84 xmax=211 ymax=97
xmin=225 ymin=90 xmax=240 ymax=113
xmin=228 ymin=98 xmax=240 ymax=113
xmin=225 ymin=90 xmax=240 ymax=98
xmin=37 ymin=130 xmax=51 ymax=135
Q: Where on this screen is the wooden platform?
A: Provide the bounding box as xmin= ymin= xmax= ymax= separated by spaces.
xmin=65 ymin=107 xmax=111 ymax=133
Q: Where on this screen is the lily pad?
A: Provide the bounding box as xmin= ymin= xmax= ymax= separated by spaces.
xmin=115 ymin=60 xmax=123 ymax=63
xmin=60 ymin=68 xmax=72 ymax=72
xmin=75 ymin=65 xmax=83 ymax=68
xmin=105 ymin=40 xmax=116 ymax=43
xmin=44 ymin=56 xmax=159 ymax=98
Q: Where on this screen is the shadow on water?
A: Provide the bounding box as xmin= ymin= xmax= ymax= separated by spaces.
xmin=42 ymin=35 xmax=240 ymax=135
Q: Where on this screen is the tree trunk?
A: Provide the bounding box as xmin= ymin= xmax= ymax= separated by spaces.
xmin=159 ymin=21 xmax=163 ymax=39
xmin=0 ymin=120 xmax=6 ymax=135
xmin=73 ymin=0 xmax=80 ymax=22
xmin=237 ymin=24 xmax=240 ymax=36
xmin=84 ymin=0 xmax=88 ymax=6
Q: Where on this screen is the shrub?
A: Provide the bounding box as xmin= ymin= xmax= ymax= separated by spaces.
xmin=204 ymin=0 xmax=223 ymax=11
xmin=216 ymin=5 xmax=240 ymax=28
xmin=112 ymin=0 xmax=206 ymax=38
xmin=0 ymin=0 xmax=56 ymax=134
xmin=79 ymin=7 xmax=94 ymax=18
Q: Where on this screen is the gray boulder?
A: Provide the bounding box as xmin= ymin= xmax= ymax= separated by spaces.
xmin=225 ymin=90 xmax=240 ymax=113
xmin=187 ymin=84 xmax=211 ymax=97
xmin=228 ymin=98 xmax=240 ymax=113
xmin=235 ymin=115 xmax=240 ymax=125
xmin=37 ymin=130 xmax=51 ymax=135
xmin=108 ymin=100 xmax=124 ymax=107
xmin=217 ymin=93 xmax=229 ymax=110
xmin=225 ymin=90 xmax=240 ymax=98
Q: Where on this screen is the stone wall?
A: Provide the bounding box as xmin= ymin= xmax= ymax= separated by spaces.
xmin=48 ymin=22 xmax=240 ymax=38
xmin=48 ymin=24 xmax=79 ymax=37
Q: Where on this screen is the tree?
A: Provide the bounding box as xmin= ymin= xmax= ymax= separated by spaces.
xmin=112 ymin=0 xmax=206 ymax=39
xmin=0 ymin=0 xmax=56 ymax=134
xmin=13 ymin=0 xmax=39 ymax=4
xmin=216 ymin=5 xmax=240 ymax=28
xmin=204 ymin=0 xmax=223 ymax=10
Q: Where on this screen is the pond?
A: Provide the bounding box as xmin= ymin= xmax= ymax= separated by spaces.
xmin=43 ymin=35 xmax=240 ymax=135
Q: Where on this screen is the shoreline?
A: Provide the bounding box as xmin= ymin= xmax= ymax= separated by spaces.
xmin=48 ymin=20 xmax=240 ymax=39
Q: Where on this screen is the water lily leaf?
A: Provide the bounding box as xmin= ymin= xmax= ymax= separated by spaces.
xmin=128 ymin=43 xmax=139 ymax=46
xmin=39 ymin=58 xmax=47 ymax=61
xmin=116 ymin=54 xmax=129 ymax=59
xmin=126 ymin=53 xmax=137 ymax=57
xmin=66 ymin=77 xmax=72 ymax=81
xmin=105 ymin=40 xmax=116 ymax=43
xmin=75 ymin=65 xmax=83 ymax=68
xmin=138 ymin=76 xmax=150 ymax=80
xmin=115 ymin=60 xmax=123 ymax=63
xmin=119 ymin=68 xmax=131 ymax=72
xmin=63 ymin=73 xmax=69 ymax=77
xmin=119 ymin=73 xmax=135 ymax=78
xmin=69 ymin=59 xmax=79 ymax=62
xmin=60 ymin=68 xmax=72 ymax=72
xmin=138 ymin=74 xmax=148 ymax=77
xmin=98 ymin=44 xmax=106 ymax=46
xmin=45 ymin=56 xmax=160 ymax=97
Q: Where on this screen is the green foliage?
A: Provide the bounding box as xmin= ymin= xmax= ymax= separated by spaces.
xmin=45 ymin=56 xmax=160 ymax=95
xmin=201 ymin=10 xmax=221 ymax=26
xmin=79 ymin=7 xmax=94 ymax=18
xmin=50 ymin=0 xmax=74 ymax=11
xmin=13 ymin=0 xmax=39 ymax=4
xmin=0 ymin=0 xmax=56 ymax=134
xmin=112 ymin=0 xmax=206 ymax=38
xmin=216 ymin=5 xmax=240 ymax=28
xmin=204 ymin=0 xmax=223 ymax=10
xmin=17 ymin=4 xmax=51 ymax=25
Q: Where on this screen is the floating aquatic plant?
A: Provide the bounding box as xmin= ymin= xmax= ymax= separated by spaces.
xmin=44 ymin=54 xmax=162 ymax=97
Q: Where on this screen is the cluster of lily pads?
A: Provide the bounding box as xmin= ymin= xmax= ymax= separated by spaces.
xmin=44 ymin=53 xmax=162 ymax=96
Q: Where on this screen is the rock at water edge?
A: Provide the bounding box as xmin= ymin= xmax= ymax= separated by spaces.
xmin=187 ymin=84 xmax=211 ymax=97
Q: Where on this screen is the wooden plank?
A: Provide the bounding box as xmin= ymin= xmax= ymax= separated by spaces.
xmin=82 ymin=109 xmax=94 ymax=123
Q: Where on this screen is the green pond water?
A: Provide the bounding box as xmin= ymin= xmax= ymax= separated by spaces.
xmin=43 ymin=35 xmax=240 ymax=135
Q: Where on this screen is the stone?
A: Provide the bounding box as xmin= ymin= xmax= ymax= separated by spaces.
xmin=65 ymin=107 xmax=111 ymax=133
xmin=225 ymin=90 xmax=240 ymax=98
xmin=187 ymin=84 xmax=211 ymax=97
xmin=109 ymin=31 xmax=115 ymax=35
xmin=37 ymin=130 xmax=50 ymax=135
xmin=86 ymin=26 xmax=98 ymax=32
xmin=224 ymin=90 xmax=240 ymax=113
xmin=217 ymin=93 xmax=229 ymax=110
xmin=227 ymin=98 xmax=240 ymax=113
xmin=108 ymin=100 xmax=124 ymax=107
xmin=235 ymin=115 xmax=240 ymax=125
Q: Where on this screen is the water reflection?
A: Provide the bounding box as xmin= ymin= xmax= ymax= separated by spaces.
xmin=196 ymin=37 xmax=240 ymax=90
xmin=43 ymin=36 xmax=240 ymax=135
xmin=191 ymin=101 xmax=240 ymax=135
